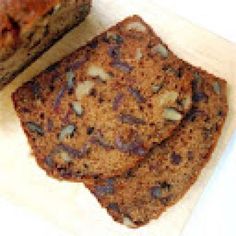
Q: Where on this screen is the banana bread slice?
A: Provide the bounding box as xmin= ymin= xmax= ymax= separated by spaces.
xmin=0 ymin=0 xmax=91 ymax=88
xmin=86 ymin=69 xmax=228 ymax=227
xmin=12 ymin=15 xmax=193 ymax=180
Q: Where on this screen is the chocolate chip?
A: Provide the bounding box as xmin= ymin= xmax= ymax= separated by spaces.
xmin=94 ymin=181 xmax=114 ymax=196
xmin=124 ymin=169 xmax=135 ymax=178
xmin=202 ymin=127 xmax=212 ymax=139
xmin=177 ymin=67 xmax=184 ymax=78
xmin=187 ymin=151 xmax=194 ymax=160
xmin=49 ymin=84 xmax=55 ymax=92
xmin=128 ymin=87 xmax=145 ymax=103
xmin=161 ymin=182 xmax=171 ymax=191
xmin=98 ymin=96 xmax=104 ymax=103
xmin=58 ymin=168 xmax=72 ymax=178
xmin=218 ymin=110 xmax=224 ymax=116
xmin=115 ymin=136 xmax=148 ymax=156
xmin=110 ymin=61 xmax=133 ymax=73
xmin=54 ymin=86 xmax=67 ymax=112
xmin=193 ymin=92 xmax=208 ymax=102
xmin=119 ymin=113 xmax=146 ymax=125
xmin=88 ymin=39 xmax=98 ymax=49
xmin=89 ymin=88 xmax=97 ymax=97
xmin=29 ymin=81 xmax=41 ymax=99
xmin=186 ymin=109 xmax=203 ymax=122
xmin=83 ymin=163 xmax=89 ymax=169
xmin=90 ymin=132 xmax=113 ymax=149
xmin=39 ymin=113 xmax=45 ymax=120
xmin=150 ymin=185 xmax=162 ymax=199
xmin=21 ymin=107 xmax=31 ymax=113
xmin=171 ymin=153 xmax=182 ymax=165
xmin=114 ymin=34 xmax=124 ymax=44
xmin=107 ymin=202 xmax=120 ymax=212
xmin=44 ymin=156 xmax=55 ymax=168
xmin=45 ymin=62 xmax=59 ymax=73
xmin=108 ymin=46 xmax=120 ymax=59
xmin=192 ymin=72 xmax=202 ymax=90
xmin=87 ymin=127 xmax=94 ymax=135
xmin=112 ymin=93 xmax=124 ymax=111
xmin=103 ymin=34 xmax=110 ymax=43
xmin=70 ymin=56 xmax=88 ymax=70
xmin=58 ymin=143 xmax=90 ymax=158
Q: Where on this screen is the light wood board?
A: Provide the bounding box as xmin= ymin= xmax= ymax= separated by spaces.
xmin=0 ymin=0 xmax=235 ymax=235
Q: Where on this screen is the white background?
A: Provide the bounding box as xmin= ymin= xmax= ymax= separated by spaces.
xmin=0 ymin=0 xmax=235 ymax=235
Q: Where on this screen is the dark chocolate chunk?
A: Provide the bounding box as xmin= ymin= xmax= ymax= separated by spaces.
xmin=94 ymin=180 xmax=114 ymax=196
xmin=29 ymin=81 xmax=41 ymax=99
xmin=193 ymin=92 xmax=208 ymax=102
xmin=171 ymin=153 xmax=182 ymax=165
xmin=88 ymin=39 xmax=98 ymax=49
xmin=54 ymin=86 xmax=67 ymax=112
xmin=70 ymin=56 xmax=88 ymax=70
xmin=108 ymin=46 xmax=120 ymax=59
xmin=44 ymin=156 xmax=55 ymax=168
xmin=187 ymin=151 xmax=194 ymax=160
xmin=107 ymin=202 xmax=120 ymax=212
xmin=87 ymin=127 xmax=94 ymax=135
xmin=90 ymin=132 xmax=113 ymax=149
xmin=119 ymin=113 xmax=145 ymax=125
xmin=128 ymin=86 xmax=145 ymax=103
xmin=150 ymin=185 xmax=162 ymax=199
xmin=111 ymin=61 xmax=133 ymax=73
xmin=112 ymin=93 xmax=124 ymax=111
xmin=115 ymin=136 xmax=148 ymax=156
xmin=47 ymin=119 xmax=53 ymax=132
xmin=58 ymin=143 xmax=90 ymax=158
xmin=186 ymin=109 xmax=203 ymax=122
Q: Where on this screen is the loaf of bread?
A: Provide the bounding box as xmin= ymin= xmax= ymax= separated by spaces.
xmin=0 ymin=0 xmax=91 ymax=88
xmin=12 ymin=15 xmax=192 ymax=180
xmin=86 ymin=69 xmax=228 ymax=227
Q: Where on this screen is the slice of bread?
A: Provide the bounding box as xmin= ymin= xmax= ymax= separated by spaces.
xmin=12 ymin=16 xmax=192 ymax=180
xmin=86 ymin=69 xmax=228 ymax=227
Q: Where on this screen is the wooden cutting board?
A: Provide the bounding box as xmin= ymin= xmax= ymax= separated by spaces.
xmin=0 ymin=0 xmax=235 ymax=235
